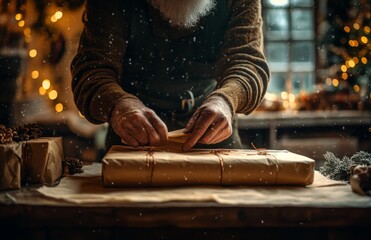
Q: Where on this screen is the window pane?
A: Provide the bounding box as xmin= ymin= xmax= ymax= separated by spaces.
xmin=291 ymin=9 xmax=314 ymax=39
xmin=265 ymin=9 xmax=289 ymax=40
xmin=290 ymin=0 xmax=314 ymax=7
xmin=264 ymin=0 xmax=289 ymax=7
xmin=291 ymin=42 xmax=315 ymax=71
xmin=292 ymin=72 xmax=314 ymax=94
xmin=268 ymin=73 xmax=287 ymax=93
xmin=266 ymin=42 xmax=289 ymax=72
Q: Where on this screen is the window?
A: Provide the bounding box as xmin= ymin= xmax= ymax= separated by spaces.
xmin=263 ymin=0 xmax=315 ymax=94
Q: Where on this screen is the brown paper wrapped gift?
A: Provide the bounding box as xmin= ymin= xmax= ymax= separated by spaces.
xmin=22 ymin=137 xmax=64 ymax=184
xmin=102 ymin=146 xmax=315 ymax=187
xmin=0 ymin=142 xmax=22 ymax=190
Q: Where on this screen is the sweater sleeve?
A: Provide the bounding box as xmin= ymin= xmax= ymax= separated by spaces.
xmin=71 ymin=0 xmax=136 ymax=124
xmin=209 ymin=0 xmax=270 ymax=115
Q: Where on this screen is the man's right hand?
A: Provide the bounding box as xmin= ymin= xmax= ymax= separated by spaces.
xmin=110 ymin=97 xmax=168 ymax=147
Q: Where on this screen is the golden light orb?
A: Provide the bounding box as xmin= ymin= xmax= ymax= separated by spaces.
xmin=31 ymin=70 xmax=39 ymax=79
xmin=39 ymin=87 xmax=46 ymax=95
xmin=48 ymin=90 xmax=58 ymax=100
xmin=15 ymin=13 xmax=23 ymax=21
xmin=42 ymin=79 xmax=51 ymax=90
xmin=55 ymin=103 xmax=64 ymax=113
xmin=332 ymin=79 xmax=339 ymax=87
xmin=29 ymin=49 xmax=37 ymax=58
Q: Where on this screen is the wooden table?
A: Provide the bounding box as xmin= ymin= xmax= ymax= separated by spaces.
xmin=1 ymin=185 xmax=371 ymax=240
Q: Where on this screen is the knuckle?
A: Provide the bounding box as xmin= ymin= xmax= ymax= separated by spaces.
xmin=150 ymin=135 xmax=160 ymax=146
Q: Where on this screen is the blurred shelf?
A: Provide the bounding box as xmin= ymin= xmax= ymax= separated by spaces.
xmin=237 ymin=110 xmax=371 ymax=162
xmin=238 ymin=110 xmax=371 ymax=129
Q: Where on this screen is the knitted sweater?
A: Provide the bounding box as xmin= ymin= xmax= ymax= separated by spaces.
xmin=71 ymin=0 xmax=270 ymax=124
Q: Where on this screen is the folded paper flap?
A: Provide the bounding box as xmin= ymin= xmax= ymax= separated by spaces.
xmin=43 ymin=138 xmax=64 ymax=183
xmin=168 ymin=129 xmax=189 ymax=138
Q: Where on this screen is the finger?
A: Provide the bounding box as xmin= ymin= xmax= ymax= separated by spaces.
xmin=146 ymin=112 xmax=168 ymax=145
xmin=121 ymin=129 xmax=139 ymax=147
xmin=130 ymin=122 xmax=150 ymax=145
xmin=182 ymin=111 xmax=215 ymax=151
xmin=198 ymin=120 xmax=226 ymax=144
xmin=184 ymin=110 xmax=201 ymax=133
xmin=207 ymin=125 xmax=232 ymax=144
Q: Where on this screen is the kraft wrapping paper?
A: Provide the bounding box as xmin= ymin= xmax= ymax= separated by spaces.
xmin=0 ymin=143 xmax=22 ymax=190
xmin=102 ymin=145 xmax=315 ymax=187
xmin=23 ymin=137 xmax=64 ymax=184
xmin=36 ymin=163 xmax=371 ymax=208
xmin=0 ymin=137 xmax=63 ymax=190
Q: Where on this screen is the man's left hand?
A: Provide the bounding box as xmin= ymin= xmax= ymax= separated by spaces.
xmin=182 ymin=96 xmax=233 ymax=151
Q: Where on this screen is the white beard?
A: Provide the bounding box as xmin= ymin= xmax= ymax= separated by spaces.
xmin=150 ymin=0 xmax=216 ymax=28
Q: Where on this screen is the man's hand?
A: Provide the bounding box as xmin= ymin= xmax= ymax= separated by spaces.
xmin=110 ymin=97 xmax=168 ymax=147
xmin=182 ymin=96 xmax=233 ymax=151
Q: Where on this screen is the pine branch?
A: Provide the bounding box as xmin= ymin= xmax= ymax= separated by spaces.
xmin=319 ymin=151 xmax=371 ymax=182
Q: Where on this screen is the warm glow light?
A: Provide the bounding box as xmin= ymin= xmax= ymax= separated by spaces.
xmin=361 ymin=36 xmax=368 ymax=44
xmin=340 ymin=65 xmax=347 ymax=72
xmin=342 ymin=73 xmax=348 ymax=80
xmin=283 ymin=101 xmax=289 ymax=109
xmin=353 ymin=85 xmax=360 ymax=93
xmin=55 ymin=11 xmax=63 ymax=20
xmin=42 ymin=79 xmax=51 ymax=90
xmin=353 ymin=23 xmax=360 ymax=30
xmin=31 ymin=70 xmax=39 ymax=79
xmin=349 ymin=40 xmax=354 ymax=47
xmin=50 ymin=15 xmax=57 ymax=23
xmin=29 ymin=49 xmax=37 ymax=58
xmin=48 ymin=90 xmax=58 ymax=100
xmin=353 ymin=57 xmax=359 ymax=64
xmin=25 ymin=35 xmax=32 ymax=43
xmin=361 ymin=57 xmax=368 ymax=64
xmin=55 ymin=103 xmax=64 ymax=112
xmin=39 ymin=87 xmax=46 ymax=95
xmin=344 ymin=26 xmax=350 ymax=33
xmin=364 ymin=26 xmax=370 ymax=34
xmin=281 ymin=91 xmax=288 ymax=99
xmin=18 ymin=20 xmax=25 ymax=27
xmin=23 ymin=27 xmax=31 ymax=35
xmin=348 ymin=59 xmax=356 ymax=67
xmin=15 ymin=13 xmax=23 ymax=21
xmin=288 ymin=93 xmax=295 ymax=103
xmin=332 ymin=79 xmax=339 ymax=87
xmin=326 ymin=78 xmax=332 ymax=86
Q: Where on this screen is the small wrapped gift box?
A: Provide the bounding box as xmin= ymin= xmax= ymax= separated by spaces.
xmin=22 ymin=137 xmax=64 ymax=185
xmin=0 ymin=137 xmax=64 ymax=190
xmin=0 ymin=142 xmax=22 ymax=190
xmin=102 ymin=146 xmax=315 ymax=187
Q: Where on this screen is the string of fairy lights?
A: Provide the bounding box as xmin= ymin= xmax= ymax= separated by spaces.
xmin=325 ymin=19 xmax=370 ymax=92
xmin=14 ymin=4 xmax=65 ymax=113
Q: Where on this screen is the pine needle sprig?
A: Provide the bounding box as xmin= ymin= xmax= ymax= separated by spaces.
xmin=319 ymin=151 xmax=371 ymax=182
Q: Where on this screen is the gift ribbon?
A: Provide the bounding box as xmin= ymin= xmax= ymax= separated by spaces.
xmin=209 ymin=150 xmax=231 ymax=185
xmin=139 ymin=147 xmax=161 ymax=186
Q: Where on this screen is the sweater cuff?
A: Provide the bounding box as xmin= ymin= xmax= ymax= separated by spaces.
xmin=207 ymin=78 xmax=248 ymax=114
xmin=87 ymin=83 xmax=142 ymax=123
